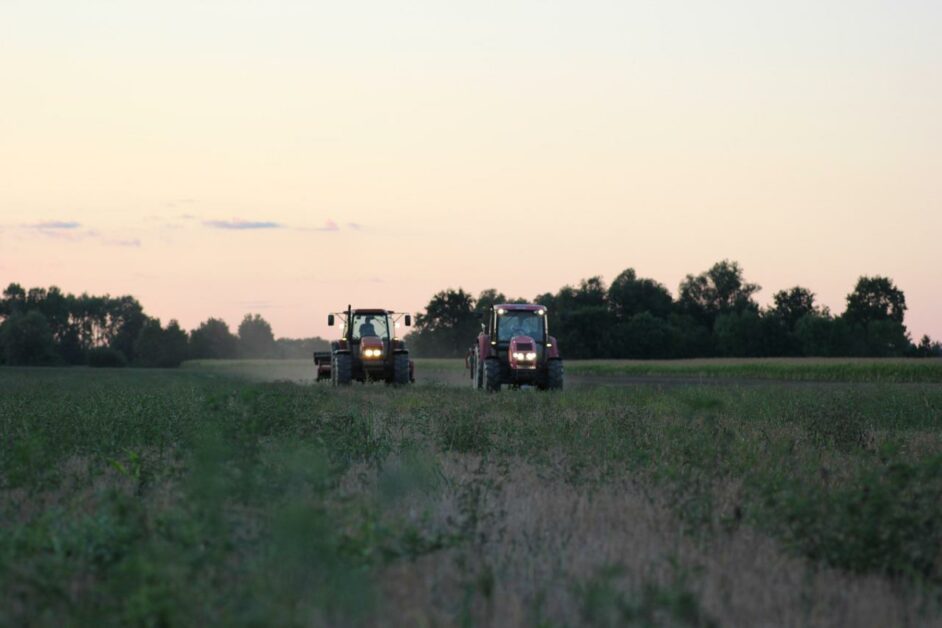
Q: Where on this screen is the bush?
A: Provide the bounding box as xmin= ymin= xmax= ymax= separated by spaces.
xmin=87 ymin=347 xmax=128 ymax=368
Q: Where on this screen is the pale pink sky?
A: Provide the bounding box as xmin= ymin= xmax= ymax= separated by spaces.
xmin=1 ymin=2 xmax=940 ymax=340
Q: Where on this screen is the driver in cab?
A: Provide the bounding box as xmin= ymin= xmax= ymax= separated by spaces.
xmin=358 ymin=316 xmax=377 ymax=338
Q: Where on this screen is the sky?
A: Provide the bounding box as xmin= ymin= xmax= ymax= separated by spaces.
xmin=1 ymin=1 xmax=940 ymax=340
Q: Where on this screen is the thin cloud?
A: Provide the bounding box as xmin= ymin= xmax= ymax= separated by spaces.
xmin=26 ymin=220 xmax=81 ymax=230
xmin=347 ymin=222 xmax=364 ymax=231
xmin=203 ymin=219 xmax=283 ymax=230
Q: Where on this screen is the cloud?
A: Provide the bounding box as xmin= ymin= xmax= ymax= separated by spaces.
xmin=26 ymin=220 xmax=81 ymax=230
xmin=203 ymin=219 xmax=283 ymax=230
xmin=347 ymin=222 xmax=364 ymax=231
xmin=19 ymin=221 xmax=92 ymax=241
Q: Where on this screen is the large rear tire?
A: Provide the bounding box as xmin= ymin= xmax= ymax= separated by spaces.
xmin=483 ymin=358 xmax=501 ymax=392
xmin=393 ymin=353 xmax=410 ymax=385
xmin=332 ymin=353 xmax=352 ymax=386
xmin=545 ymin=359 xmax=563 ymax=391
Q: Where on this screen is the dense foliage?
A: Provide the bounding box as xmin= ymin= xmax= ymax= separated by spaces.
xmin=0 ymin=283 xmax=328 ymax=367
xmin=407 ymin=260 xmax=941 ymax=359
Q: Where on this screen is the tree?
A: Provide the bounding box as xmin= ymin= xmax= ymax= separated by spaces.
xmin=714 ymin=310 xmax=766 ymax=357
xmin=475 ymin=289 xmax=506 ymax=313
xmin=911 ymin=335 xmax=942 ymax=358
xmin=238 ymin=313 xmax=276 ymax=358
xmin=677 ymin=260 xmax=760 ymax=328
xmin=610 ymin=312 xmax=674 ymax=359
xmin=0 ymin=283 xmax=27 ymax=319
xmin=794 ymin=313 xmax=851 ymax=357
xmin=411 ymin=289 xmax=477 ymax=357
xmin=189 ymin=318 xmax=239 ymax=359
xmin=136 ymin=319 xmax=189 ymax=367
xmin=859 ymin=320 xmax=910 ymax=358
xmin=161 ymin=320 xmax=189 ymax=367
xmin=107 ymin=296 xmax=147 ymax=363
xmin=135 ymin=319 xmax=165 ymax=367
xmin=608 ymin=268 xmax=673 ymax=320
xmin=771 ymin=287 xmax=818 ymax=331
xmin=841 ymin=276 xmax=909 ymax=357
xmin=844 ymin=276 xmax=906 ymax=326
xmin=544 ymin=277 xmax=615 ymax=359
xmin=0 ymin=310 xmax=58 ymax=365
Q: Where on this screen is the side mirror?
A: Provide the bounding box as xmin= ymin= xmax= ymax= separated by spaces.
xmin=404 ymin=314 xmax=412 ymax=327
xmin=327 ymin=314 xmax=335 ymax=326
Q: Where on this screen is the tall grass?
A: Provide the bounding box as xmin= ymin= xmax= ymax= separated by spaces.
xmin=2 ymin=367 xmax=941 ymax=625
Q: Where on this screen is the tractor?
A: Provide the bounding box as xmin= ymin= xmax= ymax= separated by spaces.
xmin=314 ymin=306 xmax=415 ymax=386
xmin=466 ymin=303 xmax=563 ymax=391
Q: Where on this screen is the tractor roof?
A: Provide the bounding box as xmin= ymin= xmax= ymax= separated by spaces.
xmin=351 ymin=308 xmax=391 ymax=315
xmin=495 ymin=303 xmax=545 ymax=312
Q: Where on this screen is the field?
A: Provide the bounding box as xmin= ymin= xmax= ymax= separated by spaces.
xmin=2 ymin=360 xmax=942 ymax=626
xmin=412 ymin=357 xmax=942 ymax=383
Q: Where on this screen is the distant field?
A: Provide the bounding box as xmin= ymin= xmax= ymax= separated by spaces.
xmin=416 ymin=357 xmax=942 ymax=383
xmin=2 ymin=363 xmax=942 ymax=625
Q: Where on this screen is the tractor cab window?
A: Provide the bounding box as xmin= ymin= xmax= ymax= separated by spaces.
xmin=351 ymin=314 xmax=389 ymax=340
xmin=496 ymin=311 xmax=544 ymax=342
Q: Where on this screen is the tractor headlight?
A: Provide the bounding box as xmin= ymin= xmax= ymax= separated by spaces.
xmin=525 ymin=351 xmax=537 ymax=361
xmin=512 ymin=352 xmax=525 ymax=360
xmin=363 ymin=348 xmax=383 ymax=358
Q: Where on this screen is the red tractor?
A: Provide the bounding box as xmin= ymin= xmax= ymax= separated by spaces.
xmin=466 ymin=303 xmax=563 ymax=391
xmin=314 ymin=306 xmax=415 ymax=385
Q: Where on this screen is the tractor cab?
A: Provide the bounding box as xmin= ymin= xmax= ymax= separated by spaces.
xmin=485 ymin=305 xmax=547 ymax=364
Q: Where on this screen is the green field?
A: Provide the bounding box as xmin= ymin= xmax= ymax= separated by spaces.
xmin=416 ymin=357 xmax=942 ymax=383
xmin=2 ymin=363 xmax=942 ymax=626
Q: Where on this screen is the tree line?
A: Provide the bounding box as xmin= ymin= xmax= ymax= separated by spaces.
xmin=0 ymin=283 xmax=327 ymax=367
xmin=406 ymin=260 xmax=942 ymax=359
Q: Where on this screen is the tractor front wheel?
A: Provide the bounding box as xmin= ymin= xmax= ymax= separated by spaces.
xmin=392 ymin=353 xmax=410 ymax=385
xmin=332 ymin=353 xmax=352 ymax=386
xmin=483 ymin=358 xmax=501 ymax=392
xmin=545 ymin=359 xmax=563 ymax=390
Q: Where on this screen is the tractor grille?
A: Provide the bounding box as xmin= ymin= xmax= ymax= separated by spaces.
xmin=516 ymin=343 xmax=533 ymax=351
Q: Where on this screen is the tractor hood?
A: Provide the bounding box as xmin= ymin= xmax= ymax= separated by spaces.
xmin=359 ymin=336 xmax=385 ymax=360
xmin=508 ymin=335 xmax=538 ymax=369
xmin=360 ymin=336 xmax=383 ymax=349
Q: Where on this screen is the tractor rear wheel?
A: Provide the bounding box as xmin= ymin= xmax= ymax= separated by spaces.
xmin=332 ymin=353 xmax=352 ymax=386
xmin=545 ymin=359 xmax=563 ymax=390
xmin=483 ymin=358 xmax=501 ymax=392
xmin=393 ymin=353 xmax=410 ymax=385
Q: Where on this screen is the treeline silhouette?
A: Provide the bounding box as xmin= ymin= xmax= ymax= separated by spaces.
xmin=406 ymin=260 xmax=942 ymax=359
xmin=0 ymin=283 xmax=327 ymax=367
